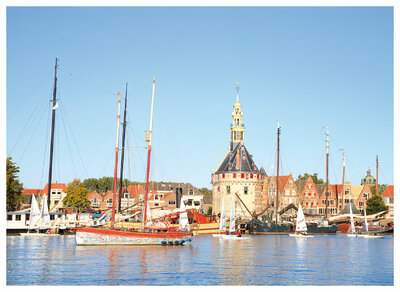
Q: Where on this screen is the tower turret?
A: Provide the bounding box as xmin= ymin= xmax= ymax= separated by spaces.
xmin=230 ymin=83 xmax=245 ymax=151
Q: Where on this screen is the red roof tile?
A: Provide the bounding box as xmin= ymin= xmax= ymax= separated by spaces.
xmin=383 ymin=185 xmax=394 ymax=197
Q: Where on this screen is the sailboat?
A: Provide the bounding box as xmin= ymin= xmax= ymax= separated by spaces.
xmin=289 ymin=203 xmax=314 ymax=237
xmin=20 ymin=195 xmax=41 ymax=236
xmin=212 ymin=197 xmax=226 ymax=237
xmin=221 ymin=197 xmax=248 ymax=240
xmin=361 ymin=206 xmax=383 ymax=239
xmin=21 ymin=195 xmax=60 ymax=236
xmin=76 ymin=76 xmax=192 ymax=245
xmin=346 ymin=202 xmax=358 ymax=237
xmin=178 ymin=198 xmax=190 ymax=232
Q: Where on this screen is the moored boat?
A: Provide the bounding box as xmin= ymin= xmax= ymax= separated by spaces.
xmin=75 ymin=77 xmax=192 ymax=246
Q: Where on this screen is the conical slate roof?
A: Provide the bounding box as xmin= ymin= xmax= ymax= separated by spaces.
xmin=339 ymin=202 xmax=361 ymax=215
xmin=215 ymin=142 xmax=260 ymax=174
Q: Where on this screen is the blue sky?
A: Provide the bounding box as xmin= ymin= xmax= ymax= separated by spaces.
xmin=6 ymin=6 xmax=394 ymax=189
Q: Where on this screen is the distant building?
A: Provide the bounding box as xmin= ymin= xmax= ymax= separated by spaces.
xmin=22 ymin=183 xmax=67 ymax=211
xmin=211 ymin=87 xmax=264 ymax=220
xmin=382 ymin=185 xmax=394 ymax=219
xmin=265 ymin=174 xmax=298 ymax=219
xmin=361 ymin=169 xmax=376 ymax=185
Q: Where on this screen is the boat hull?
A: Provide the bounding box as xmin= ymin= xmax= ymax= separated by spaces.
xmin=75 ymin=227 xmax=192 ymax=246
xmin=247 ymin=219 xmax=338 ymax=235
xmin=247 ymin=219 xmax=292 ymax=234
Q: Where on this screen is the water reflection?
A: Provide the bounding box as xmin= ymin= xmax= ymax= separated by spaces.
xmin=7 ymin=234 xmax=393 ymax=286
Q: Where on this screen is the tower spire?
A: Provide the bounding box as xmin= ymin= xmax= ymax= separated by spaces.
xmin=230 ymin=82 xmax=245 ymax=151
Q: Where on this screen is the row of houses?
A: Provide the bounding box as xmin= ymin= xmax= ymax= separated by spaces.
xmin=21 ymin=181 xmax=213 ymax=214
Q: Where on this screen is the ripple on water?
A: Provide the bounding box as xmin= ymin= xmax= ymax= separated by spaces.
xmin=6 ymin=234 xmax=393 ymax=285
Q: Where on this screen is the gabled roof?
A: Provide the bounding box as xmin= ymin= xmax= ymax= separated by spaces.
xmin=215 ymin=142 xmax=260 ymax=174
xmin=22 ymin=189 xmax=41 ymax=195
xmin=42 ymin=183 xmax=67 ymax=192
xmin=383 ymin=185 xmax=394 ymax=197
xmin=268 ymin=175 xmax=291 ymax=192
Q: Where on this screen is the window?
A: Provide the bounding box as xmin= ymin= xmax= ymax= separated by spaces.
xmin=233 ymin=173 xmax=237 ymax=178
xmin=187 ymin=199 xmax=193 ymax=206
xmin=50 ymin=214 xmax=55 ymax=220
xmin=154 ymin=203 xmax=159 ymax=207
xmin=269 ymin=189 xmax=272 ymax=196
xmin=363 ymin=193 xmax=369 ymax=200
xmin=345 ymin=190 xmax=350 ymax=195
xmin=250 ymin=174 xmax=253 ymax=179
xmin=226 ymin=185 xmax=231 ymax=194
xmin=292 ymin=190 xmax=296 ymax=196
xmin=155 ymin=195 xmax=159 ymax=200
xmin=285 ymin=189 xmax=289 ymax=196
xmin=222 ymin=174 xmax=225 ymax=178
xmin=169 ymin=200 xmax=176 ymax=205
xmin=123 ymin=193 xmax=130 ymax=199
xmin=139 ymin=195 xmax=144 ymax=201
xmin=194 ymin=201 xmax=200 ymax=206
xmin=107 ymin=198 xmax=113 ymax=207
xmin=244 ymin=186 xmax=248 ymax=194
xmin=7 ymin=215 xmax=12 ymax=221
xmin=15 ymin=215 xmax=21 ymax=221
xmin=188 ymin=189 xmax=194 ymax=195
xmin=241 ymin=173 xmax=244 ymax=179
xmin=345 ymin=199 xmax=349 ymax=203
xmin=359 ymin=201 xmax=364 ymax=207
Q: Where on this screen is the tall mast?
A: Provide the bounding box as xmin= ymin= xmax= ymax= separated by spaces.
xmin=376 ymin=154 xmax=379 ymax=196
xmin=143 ymin=75 xmax=156 ymax=228
xmin=341 ymin=151 xmax=345 ymax=211
xmin=275 ymin=121 xmax=281 ymax=224
xmin=111 ymin=92 xmax=122 ymax=228
xmin=47 ymin=58 xmax=58 ymax=209
xmin=324 ymin=128 xmax=329 ymax=219
xmin=118 ymin=83 xmax=128 ymax=212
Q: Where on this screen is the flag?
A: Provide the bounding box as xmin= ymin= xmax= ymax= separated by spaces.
xmin=53 ymin=102 xmax=58 ymax=110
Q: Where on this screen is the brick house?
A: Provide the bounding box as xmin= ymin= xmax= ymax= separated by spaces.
xmin=264 ymin=174 xmax=298 ymax=219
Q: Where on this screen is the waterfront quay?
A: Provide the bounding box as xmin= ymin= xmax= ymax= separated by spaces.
xmin=7 ymin=234 xmax=393 ymax=285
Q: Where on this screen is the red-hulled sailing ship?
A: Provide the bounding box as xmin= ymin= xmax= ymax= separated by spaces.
xmin=76 ymin=76 xmax=192 ymax=245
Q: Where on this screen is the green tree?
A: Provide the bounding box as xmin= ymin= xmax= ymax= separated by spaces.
xmin=63 ymin=179 xmax=91 ymax=212
xmin=6 ymin=157 xmax=24 ymax=211
xmin=83 ymin=178 xmax=99 ymax=192
xmin=198 ymin=187 xmax=212 ymax=196
xmin=369 ymin=184 xmax=388 ymax=196
xmin=296 ymin=173 xmax=324 ymax=184
xmin=366 ymin=195 xmax=388 ymax=215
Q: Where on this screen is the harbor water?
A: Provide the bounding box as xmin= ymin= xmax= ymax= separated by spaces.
xmin=7 ymin=234 xmax=393 ymax=285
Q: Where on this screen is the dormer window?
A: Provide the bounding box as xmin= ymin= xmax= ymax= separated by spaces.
xmin=188 ymin=189 xmax=194 ymax=195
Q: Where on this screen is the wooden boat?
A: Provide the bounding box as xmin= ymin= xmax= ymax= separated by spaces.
xmin=76 ymin=77 xmax=192 ymax=246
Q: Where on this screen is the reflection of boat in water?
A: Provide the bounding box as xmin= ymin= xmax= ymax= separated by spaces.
xmin=76 ymin=77 xmax=191 ymax=246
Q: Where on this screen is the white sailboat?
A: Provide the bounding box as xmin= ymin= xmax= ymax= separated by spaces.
xmin=361 ymin=206 xmax=383 ymax=239
xmin=212 ymin=197 xmax=226 ymax=237
xmin=347 ymin=203 xmax=358 ymax=237
xmin=20 ymin=195 xmax=59 ymax=237
xmin=289 ymin=203 xmax=314 ymax=237
xmin=179 ymin=198 xmax=190 ymax=232
xmin=221 ymin=197 xmax=248 ymax=240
